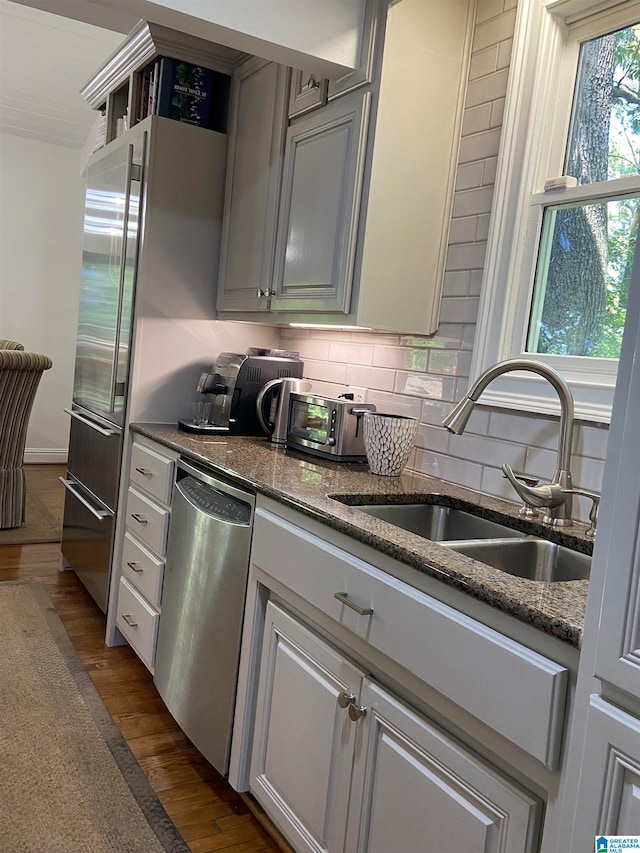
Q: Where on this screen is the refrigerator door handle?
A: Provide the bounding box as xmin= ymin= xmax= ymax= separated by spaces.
xmin=59 ymin=478 xmax=113 ymax=520
xmin=110 ymin=140 xmax=142 ymax=414
xmin=64 ymin=407 xmax=120 ymax=436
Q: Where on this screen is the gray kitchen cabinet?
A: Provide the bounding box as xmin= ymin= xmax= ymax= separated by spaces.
xmin=230 ymin=501 xmax=575 ymax=852
xmin=288 ymin=68 xmax=328 ymax=118
xmin=269 ymin=90 xmax=371 ymax=315
xmin=250 ymin=602 xmax=364 ymax=853
xmin=216 ymin=57 xmax=291 ymax=312
xmin=115 ymin=435 xmax=178 ymax=670
xmin=216 ymin=0 xmax=474 ymax=334
xmin=247 ymin=531 xmax=541 ymax=853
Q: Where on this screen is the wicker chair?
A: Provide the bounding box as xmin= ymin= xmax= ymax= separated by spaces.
xmin=0 ymin=340 xmax=24 ymax=350
xmin=0 ymin=351 xmax=53 ymax=528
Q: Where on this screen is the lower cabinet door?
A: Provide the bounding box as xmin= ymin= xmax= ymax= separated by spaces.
xmin=250 ymin=602 xmax=366 ymax=853
xmin=566 ymin=695 xmax=640 ymax=849
xmin=345 ymin=679 xmax=541 ymax=853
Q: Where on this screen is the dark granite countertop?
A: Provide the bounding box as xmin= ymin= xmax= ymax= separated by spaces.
xmin=132 ymin=423 xmax=591 ymax=648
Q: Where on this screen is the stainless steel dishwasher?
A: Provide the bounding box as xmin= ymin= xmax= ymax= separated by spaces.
xmin=153 ymin=457 xmax=255 ymax=776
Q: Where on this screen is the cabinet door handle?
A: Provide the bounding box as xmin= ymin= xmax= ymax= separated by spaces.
xmin=131 ymin=513 xmax=148 ymax=525
xmin=334 ymin=592 xmax=373 ymax=616
xmin=338 ymin=692 xmax=356 ymax=709
xmin=257 ymin=287 xmax=274 ymax=298
xmin=348 ymin=704 xmax=367 ymax=722
xmin=135 ymin=467 xmax=153 ymax=477
xmin=127 ymin=561 xmax=144 ymax=573
xmin=122 ymin=614 xmax=138 ymax=628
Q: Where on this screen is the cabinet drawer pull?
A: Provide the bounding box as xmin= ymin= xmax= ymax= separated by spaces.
xmin=127 ymin=561 xmax=144 ymax=573
xmin=338 ymin=691 xmax=356 ymax=709
xmin=131 ymin=513 xmax=148 ymax=525
xmin=122 ymin=614 xmax=138 ymax=628
xmin=135 ymin=466 xmax=153 ymax=477
xmin=334 ymin=592 xmax=373 ymax=616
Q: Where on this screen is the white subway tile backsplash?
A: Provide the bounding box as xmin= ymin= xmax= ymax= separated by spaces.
xmin=421 ymin=397 xmax=456 ymax=426
xmin=490 ymin=97 xmax=505 ymax=128
xmin=366 ymin=390 xmax=423 ymax=419
xmin=449 ymin=216 xmax=480 ymax=245
xmin=444 ymin=242 xmax=487 ymax=271
xmin=475 ymin=213 xmax=491 ymax=241
xmin=497 ymin=39 xmax=513 ymax=69
xmin=448 ymin=432 xmax=527 ymax=471
xmin=439 ymin=296 xmax=481 ymax=325
xmin=396 ymin=372 xmax=457 ymax=402
xmin=285 ymin=337 xmax=332 ymax=361
xmin=346 ymin=364 xmax=396 ymax=392
xmin=462 ymin=102 xmax=492 ymax=135
xmin=475 ymin=0 xmax=509 ymax=25
xmin=302 ymin=359 xmax=348 ymax=384
xmin=372 ymin=345 xmax=429 ymax=371
xmin=482 ymin=156 xmax=498 ymax=185
xmin=468 ymin=270 xmax=484 ymax=296
xmin=573 ymin=422 xmax=609 ymax=460
xmin=472 ymin=9 xmax=517 ymax=53
xmin=328 ymin=341 xmax=373 ymax=365
xmin=415 ymin=424 xmax=451 ymax=454
xmin=455 ymin=161 xmax=485 ymax=191
xmin=469 ymin=46 xmax=499 ymax=81
xmin=411 ymin=449 xmax=445 ymax=478
xmin=488 ymin=409 xmax=560 ymax=451
xmin=465 ymin=68 xmax=510 ymax=108
xmin=427 ymin=349 xmax=472 ymax=377
xmin=451 ymin=185 xmax=495 ymax=217
xmin=458 ymin=127 xmax=502 ymax=163
xmin=443 ymin=270 xmax=472 ymax=297
xmin=416 ymin=453 xmax=484 ymax=491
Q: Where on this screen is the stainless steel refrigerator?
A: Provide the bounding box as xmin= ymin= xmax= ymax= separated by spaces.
xmin=60 ymin=129 xmax=146 ymax=613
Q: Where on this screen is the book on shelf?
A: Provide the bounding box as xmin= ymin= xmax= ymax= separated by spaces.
xmin=155 ymin=58 xmax=228 ymax=130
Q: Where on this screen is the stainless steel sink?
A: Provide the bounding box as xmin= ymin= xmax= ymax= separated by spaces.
xmin=336 ymin=498 xmax=590 ymax=582
xmin=348 ymin=502 xmax=526 ymax=542
xmin=441 ymin=538 xmax=591 ymax=582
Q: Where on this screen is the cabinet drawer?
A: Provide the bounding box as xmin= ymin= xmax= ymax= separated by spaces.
xmin=121 ymin=532 xmax=164 ymax=608
xmin=116 ymin=577 xmax=159 ymax=668
xmin=252 ymin=508 xmax=568 ymax=769
xmin=129 ymin=441 xmax=174 ymax=505
xmin=125 ymin=486 xmax=170 ymax=556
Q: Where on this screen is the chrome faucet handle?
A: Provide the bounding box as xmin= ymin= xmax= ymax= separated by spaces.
xmin=561 ymin=488 xmax=600 ymax=538
xmin=502 ymin=470 xmax=540 ymax=517
xmin=502 ymin=464 xmax=564 ymax=507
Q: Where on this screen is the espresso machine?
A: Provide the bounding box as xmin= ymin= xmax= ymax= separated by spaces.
xmin=179 ymin=349 xmax=304 ymax=435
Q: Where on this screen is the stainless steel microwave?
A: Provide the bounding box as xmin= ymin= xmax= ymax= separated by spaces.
xmin=286 ymin=393 xmax=376 ymax=461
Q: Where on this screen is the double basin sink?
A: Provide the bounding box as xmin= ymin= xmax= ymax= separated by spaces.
xmin=336 ymin=499 xmax=591 ymax=582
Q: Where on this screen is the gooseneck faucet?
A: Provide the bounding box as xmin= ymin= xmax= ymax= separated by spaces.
xmin=442 ymin=358 xmax=575 ymax=527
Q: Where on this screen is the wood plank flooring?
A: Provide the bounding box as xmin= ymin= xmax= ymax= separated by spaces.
xmin=0 ymin=465 xmax=282 ymax=853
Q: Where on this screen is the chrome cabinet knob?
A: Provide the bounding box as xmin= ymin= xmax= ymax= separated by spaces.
xmin=338 ymin=691 xmax=356 ymax=709
xmin=348 ymin=704 xmax=367 ymax=722
xmin=257 ymin=288 xmax=274 ymax=298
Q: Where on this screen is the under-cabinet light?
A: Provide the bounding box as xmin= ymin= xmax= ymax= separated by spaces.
xmin=288 ymin=323 xmax=372 ymax=331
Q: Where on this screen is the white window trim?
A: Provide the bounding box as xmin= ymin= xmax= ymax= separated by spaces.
xmin=470 ymin=0 xmax=640 ymax=424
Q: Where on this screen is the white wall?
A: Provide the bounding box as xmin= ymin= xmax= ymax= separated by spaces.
xmin=0 ymin=131 xmax=85 ymax=462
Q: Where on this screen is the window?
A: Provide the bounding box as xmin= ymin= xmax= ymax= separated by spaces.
xmin=471 ymin=0 xmax=640 ymax=422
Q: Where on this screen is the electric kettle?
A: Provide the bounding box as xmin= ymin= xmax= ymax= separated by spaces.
xmin=256 ymin=377 xmax=312 ymax=444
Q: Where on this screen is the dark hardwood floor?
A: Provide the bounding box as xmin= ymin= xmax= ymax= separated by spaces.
xmin=0 ymin=465 xmax=283 ymax=853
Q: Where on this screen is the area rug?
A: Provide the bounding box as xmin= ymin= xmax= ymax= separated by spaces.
xmin=0 ymin=580 xmax=189 ymax=853
xmin=0 ymin=491 xmax=61 ymax=545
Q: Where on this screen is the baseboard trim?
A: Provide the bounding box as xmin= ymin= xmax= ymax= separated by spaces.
xmin=24 ymin=450 xmax=68 ymax=465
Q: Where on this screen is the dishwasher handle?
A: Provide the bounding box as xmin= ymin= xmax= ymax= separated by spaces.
xmin=176 ymin=457 xmax=256 ymax=510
